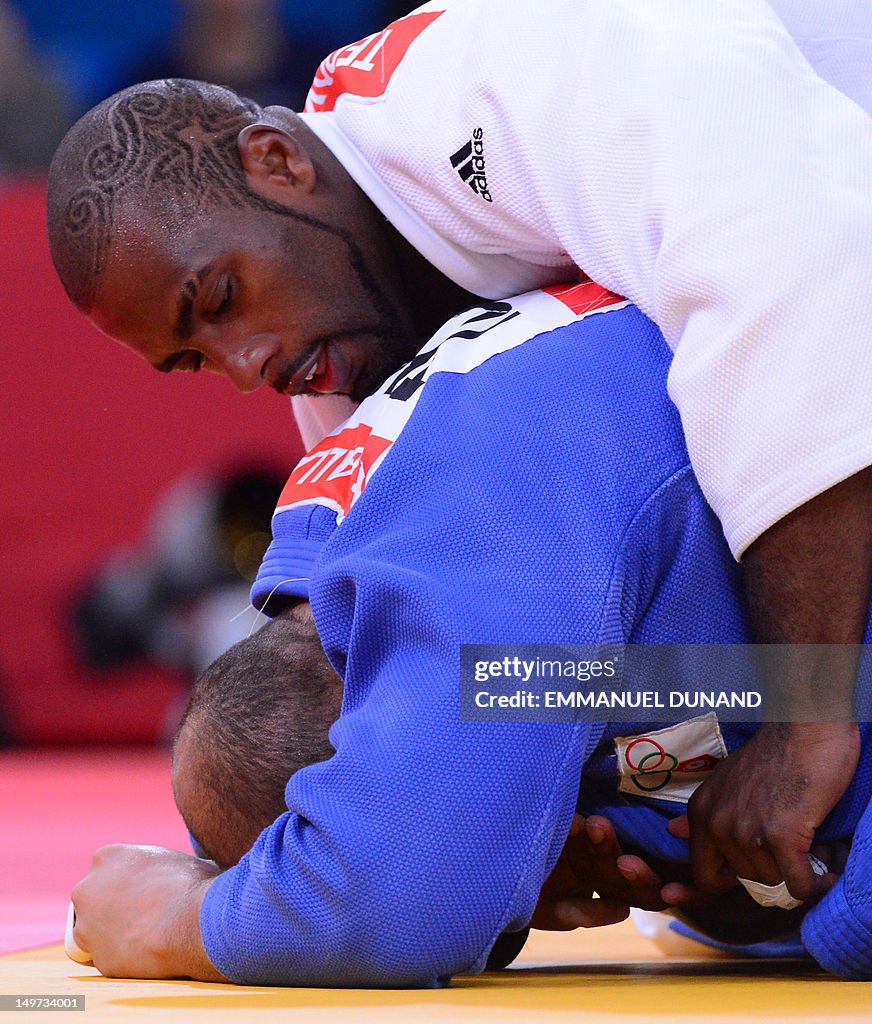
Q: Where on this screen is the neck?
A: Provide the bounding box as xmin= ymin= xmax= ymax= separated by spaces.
xmin=286 ymin=111 xmax=483 ymax=344
xmin=381 ymin=223 xmax=484 ymax=345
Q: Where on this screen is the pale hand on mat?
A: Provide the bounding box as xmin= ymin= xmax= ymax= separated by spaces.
xmin=70 ymin=844 xmax=227 ymax=981
xmin=64 ymin=902 xmax=92 ymax=965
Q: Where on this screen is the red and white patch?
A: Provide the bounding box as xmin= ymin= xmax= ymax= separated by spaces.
xmin=305 ymin=10 xmax=444 ymax=113
xmin=276 ymin=422 xmax=392 ymax=520
xmin=615 ymin=713 xmax=727 ymax=804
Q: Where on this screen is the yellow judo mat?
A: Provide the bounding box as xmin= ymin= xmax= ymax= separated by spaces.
xmin=3 ymin=925 xmax=871 ymax=1024
xmin=2 ymin=750 xmax=871 ymax=1023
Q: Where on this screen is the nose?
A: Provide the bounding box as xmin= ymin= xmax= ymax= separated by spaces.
xmin=211 ymin=334 xmax=278 ymax=394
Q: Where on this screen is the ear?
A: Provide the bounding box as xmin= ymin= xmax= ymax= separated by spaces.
xmin=237 ymin=123 xmax=317 ymax=203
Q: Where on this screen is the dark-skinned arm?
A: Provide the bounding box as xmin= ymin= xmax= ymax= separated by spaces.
xmin=684 ymin=467 xmax=872 ymax=899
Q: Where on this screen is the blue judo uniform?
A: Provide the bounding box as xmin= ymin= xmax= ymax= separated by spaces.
xmin=201 ymin=285 xmax=872 ymax=985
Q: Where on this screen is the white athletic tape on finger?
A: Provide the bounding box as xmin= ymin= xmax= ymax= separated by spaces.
xmin=737 ymin=852 xmax=828 ymax=910
xmin=64 ymin=902 xmax=93 ymax=965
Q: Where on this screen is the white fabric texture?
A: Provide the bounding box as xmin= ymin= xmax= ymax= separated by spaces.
xmin=295 ymin=0 xmax=872 ymax=557
xmin=293 ymin=394 xmax=358 ymax=452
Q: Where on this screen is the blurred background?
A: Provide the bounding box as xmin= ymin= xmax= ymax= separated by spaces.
xmin=0 ymin=0 xmax=419 ymax=747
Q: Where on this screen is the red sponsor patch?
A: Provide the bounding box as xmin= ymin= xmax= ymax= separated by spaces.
xmin=675 ymin=754 xmax=719 ymax=774
xmin=305 ymin=10 xmax=444 ymax=113
xmin=277 ymin=422 xmax=392 ymax=518
xmin=543 ymin=281 xmax=626 ymax=316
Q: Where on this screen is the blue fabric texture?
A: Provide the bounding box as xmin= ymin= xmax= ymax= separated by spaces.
xmin=668 ymin=916 xmax=808 ymax=959
xmin=205 ymin=303 xmax=870 ymax=985
xmin=255 ymin=503 xmax=338 ymax=605
xmin=802 ymin=774 xmax=872 ymax=979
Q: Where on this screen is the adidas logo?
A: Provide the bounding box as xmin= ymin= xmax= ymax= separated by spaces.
xmin=449 ymin=128 xmax=493 ymax=203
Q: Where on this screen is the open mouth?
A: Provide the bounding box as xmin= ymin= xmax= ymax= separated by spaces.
xmin=271 ymin=330 xmax=372 ymax=398
xmin=269 ymin=344 xmax=321 ymax=396
xmin=296 ymin=341 xmax=354 ymax=396
xmin=302 ymin=348 xmax=326 ymax=385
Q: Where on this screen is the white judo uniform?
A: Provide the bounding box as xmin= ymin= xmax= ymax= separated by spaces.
xmin=294 ymin=0 xmax=872 ymax=558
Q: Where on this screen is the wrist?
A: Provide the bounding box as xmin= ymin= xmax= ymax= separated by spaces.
xmin=757 ymin=721 xmax=860 ymax=764
xmin=156 ymin=875 xmax=226 ymax=982
xmin=753 ymin=644 xmax=861 ymax=719
xmin=761 ymin=721 xmax=858 ymax=738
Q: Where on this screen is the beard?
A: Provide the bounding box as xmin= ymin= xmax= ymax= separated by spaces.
xmin=348 ymin=324 xmax=423 ymax=402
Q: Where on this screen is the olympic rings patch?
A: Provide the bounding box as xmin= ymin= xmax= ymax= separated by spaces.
xmin=615 ymin=714 xmax=727 ymax=803
xmin=624 ymin=738 xmax=680 ymax=792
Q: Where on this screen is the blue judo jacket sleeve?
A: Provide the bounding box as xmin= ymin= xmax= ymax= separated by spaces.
xmin=802 ymin=793 xmax=872 ymax=979
xmin=199 ymin=603 xmax=590 ymax=987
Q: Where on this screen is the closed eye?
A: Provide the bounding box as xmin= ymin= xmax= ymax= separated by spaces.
xmin=206 ymin=275 xmax=235 ymax=319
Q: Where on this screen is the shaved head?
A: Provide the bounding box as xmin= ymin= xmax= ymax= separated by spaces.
xmin=45 ymin=77 xmax=471 ymax=404
xmin=173 ymin=605 xmax=343 ymax=868
xmin=46 ymin=79 xmax=263 ymax=310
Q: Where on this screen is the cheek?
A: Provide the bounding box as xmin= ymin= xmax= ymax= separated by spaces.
xmin=288 ymin=248 xmax=368 ymax=311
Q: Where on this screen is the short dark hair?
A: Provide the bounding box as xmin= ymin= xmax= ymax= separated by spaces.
xmin=173 ymin=607 xmax=342 ymax=868
xmin=46 ymin=79 xmax=263 ymax=310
